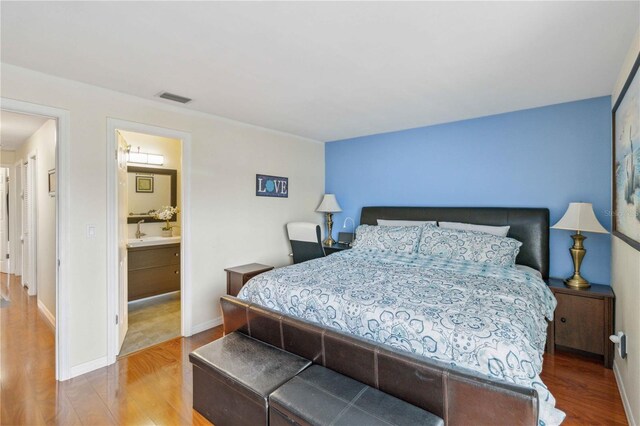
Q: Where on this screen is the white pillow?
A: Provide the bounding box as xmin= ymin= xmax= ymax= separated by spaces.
xmin=439 ymin=221 xmax=510 ymax=237
xmin=352 ymin=224 xmax=422 ymax=254
xmin=516 ymin=264 xmax=542 ymax=279
xmin=418 ymin=225 xmax=522 ymax=268
xmin=377 ymin=219 xmax=436 ymax=226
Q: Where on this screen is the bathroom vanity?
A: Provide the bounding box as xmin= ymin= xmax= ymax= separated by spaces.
xmin=127 ymin=237 xmax=181 ymax=301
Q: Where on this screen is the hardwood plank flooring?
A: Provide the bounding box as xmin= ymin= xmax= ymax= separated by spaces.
xmin=1 ymin=273 xmax=628 ymax=425
xmin=1 ymin=274 xmax=220 ymax=426
xmin=541 ymin=350 xmax=628 ymax=425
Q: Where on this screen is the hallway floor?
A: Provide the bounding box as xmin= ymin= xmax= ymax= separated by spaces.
xmin=0 ymin=272 xmax=629 ymax=425
xmin=0 ymin=273 xmax=221 ymax=425
xmin=119 ymin=292 xmax=181 ymax=357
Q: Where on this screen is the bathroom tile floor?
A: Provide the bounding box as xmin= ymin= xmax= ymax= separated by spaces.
xmin=119 ymin=291 xmax=181 ymax=357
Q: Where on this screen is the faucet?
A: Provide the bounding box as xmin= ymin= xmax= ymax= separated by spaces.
xmin=135 ymin=220 xmax=146 ymax=239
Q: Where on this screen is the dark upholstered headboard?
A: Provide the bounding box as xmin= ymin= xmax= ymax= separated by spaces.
xmin=360 ymin=207 xmax=550 ymax=279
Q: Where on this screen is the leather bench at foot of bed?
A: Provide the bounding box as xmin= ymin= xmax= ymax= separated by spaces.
xmin=189 ymin=332 xmax=311 ymax=426
xmin=269 ymin=365 xmax=444 ymax=426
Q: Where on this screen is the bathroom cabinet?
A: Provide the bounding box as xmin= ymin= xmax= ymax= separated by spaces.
xmin=128 ymin=243 xmax=180 ymax=301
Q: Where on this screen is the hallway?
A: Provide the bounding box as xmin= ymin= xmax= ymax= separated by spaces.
xmin=0 ymin=273 xmax=220 ymax=425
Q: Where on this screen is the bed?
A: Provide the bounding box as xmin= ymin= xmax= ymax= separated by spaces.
xmin=224 ymin=207 xmax=564 ymax=425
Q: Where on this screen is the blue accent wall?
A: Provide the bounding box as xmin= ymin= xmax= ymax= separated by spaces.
xmin=326 ymin=96 xmax=612 ymax=284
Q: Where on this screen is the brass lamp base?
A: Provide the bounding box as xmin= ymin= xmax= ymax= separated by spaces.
xmin=323 ymin=212 xmax=336 ymax=246
xmin=564 ymin=274 xmax=590 ymax=289
xmin=564 ymin=232 xmax=590 ymax=289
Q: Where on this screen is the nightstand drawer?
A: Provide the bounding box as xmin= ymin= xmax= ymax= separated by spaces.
xmin=555 ymin=293 xmax=604 ymax=355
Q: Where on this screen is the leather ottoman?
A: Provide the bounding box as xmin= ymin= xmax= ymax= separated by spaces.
xmin=269 ymin=365 xmax=444 ymax=426
xmin=189 ymin=332 xmax=311 ymax=426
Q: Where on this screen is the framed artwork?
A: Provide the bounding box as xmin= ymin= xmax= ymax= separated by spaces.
xmin=613 ymin=52 xmax=640 ymax=251
xmin=136 ymin=175 xmax=154 ymax=193
xmin=256 ymin=174 xmax=288 ymax=198
xmin=48 ymin=169 xmax=56 ymax=197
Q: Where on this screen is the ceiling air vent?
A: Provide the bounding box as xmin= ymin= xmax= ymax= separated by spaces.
xmin=157 ymin=92 xmax=192 ymax=104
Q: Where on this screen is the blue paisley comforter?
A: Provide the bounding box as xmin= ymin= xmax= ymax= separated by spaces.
xmin=238 ymin=249 xmax=565 ymax=425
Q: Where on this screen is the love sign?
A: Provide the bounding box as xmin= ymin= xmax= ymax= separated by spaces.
xmin=256 ymin=174 xmax=288 ymax=198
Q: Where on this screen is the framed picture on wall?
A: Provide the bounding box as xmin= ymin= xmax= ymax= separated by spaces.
xmin=256 ymin=174 xmax=288 ymax=198
xmin=48 ymin=169 xmax=56 ymax=197
xmin=135 ymin=175 xmax=154 ymax=193
xmin=612 ymin=52 xmax=640 ymax=251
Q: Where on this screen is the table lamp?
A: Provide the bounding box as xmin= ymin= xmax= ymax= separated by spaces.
xmin=551 ymin=202 xmax=608 ymax=289
xmin=316 ymin=194 xmax=342 ymax=246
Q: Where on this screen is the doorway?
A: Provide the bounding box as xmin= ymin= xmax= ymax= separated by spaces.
xmin=117 ymin=130 xmax=182 ymax=357
xmin=106 ymin=119 xmax=192 ymax=364
xmin=0 ymin=109 xmax=59 ymax=346
xmin=1 ymin=99 xmax=71 ymax=381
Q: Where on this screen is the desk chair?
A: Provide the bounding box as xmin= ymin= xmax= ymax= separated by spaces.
xmin=286 ymin=222 xmax=325 ymax=264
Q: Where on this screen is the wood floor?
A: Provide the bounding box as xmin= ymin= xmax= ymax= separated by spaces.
xmin=541 ymin=351 xmax=628 ymax=425
xmin=1 ymin=273 xmax=628 ymax=425
xmin=1 ymin=274 xmax=221 ymax=425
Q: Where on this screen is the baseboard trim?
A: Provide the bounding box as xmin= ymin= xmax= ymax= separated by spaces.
xmin=613 ymin=359 xmax=636 ymax=426
xmin=37 ymin=299 xmax=55 ymax=329
xmin=69 ymin=356 xmax=108 ymax=379
xmin=191 ymin=316 xmax=223 ymax=335
xmin=129 ymin=290 xmax=180 ymax=305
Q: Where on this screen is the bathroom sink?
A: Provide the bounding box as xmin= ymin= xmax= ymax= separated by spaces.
xmin=127 ymin=236 xmax=181 ymax=248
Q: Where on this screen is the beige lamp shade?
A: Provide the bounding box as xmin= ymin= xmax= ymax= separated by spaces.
xmin=316 ymin=194 xmax=342 ymax=213
xmin=551 ymin=202 xmax=608 ymax=234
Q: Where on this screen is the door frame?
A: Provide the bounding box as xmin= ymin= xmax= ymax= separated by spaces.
xmin=1 ymin=98 xmax=71 ymax=381
xmin=106 ymin=118 xmax=192 ymax=365
xmin=0 ymin=166 xmax=9 ymax=274
xmin=24 ymin=151 xmax=38 ymax=296
xmin=11 ymin=159 xmax=22 ymax=278
xmin=20 ymin=159 xmax=27 ymax=288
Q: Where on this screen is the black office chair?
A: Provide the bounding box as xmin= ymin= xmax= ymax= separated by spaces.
xmin=287 ymin=222 xmax=325 ymax=264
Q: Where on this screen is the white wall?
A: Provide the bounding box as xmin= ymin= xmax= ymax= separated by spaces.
xmin=15 ymin=120 xmax=57 ymax=319
xmin=1 ymin=150 xmax=16 ymax=164
xmin=611 ymin=28 xmax=640 ymax=426
xmin=1 ymin=64 xmax=325 ymax=371
xmin=120 ymin=131 xmax=182 ymax=238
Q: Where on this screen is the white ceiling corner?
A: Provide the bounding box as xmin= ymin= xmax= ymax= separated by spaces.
xmin=0 ymin=110 xmax=50 ymax=150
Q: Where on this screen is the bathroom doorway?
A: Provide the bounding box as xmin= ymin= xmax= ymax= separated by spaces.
xmin=106 ymin=120 xmax=192 ymax=362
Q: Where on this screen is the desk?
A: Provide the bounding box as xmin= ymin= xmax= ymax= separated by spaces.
xmin=323 ymin=243 xmax=351 ymax=255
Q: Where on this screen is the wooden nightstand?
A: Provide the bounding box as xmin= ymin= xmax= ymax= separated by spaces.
xmin=546 ymin=278 xmax=615 ymax=368
xmin=224 ymin=263 xmax=274 ymax=297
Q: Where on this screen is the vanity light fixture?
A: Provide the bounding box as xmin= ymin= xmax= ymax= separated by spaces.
xmin=127 ymin=146 xmax=164 ymax=166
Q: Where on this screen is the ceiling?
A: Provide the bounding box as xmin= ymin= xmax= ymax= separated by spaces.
xmin=0 ymin=110 xmax=50 ymax=150
xmin=1 ymin=2 xmax=638 ymax=142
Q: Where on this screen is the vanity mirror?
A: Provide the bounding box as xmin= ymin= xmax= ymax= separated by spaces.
xmin=127 ymin=166 xmax=177 ymax=223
